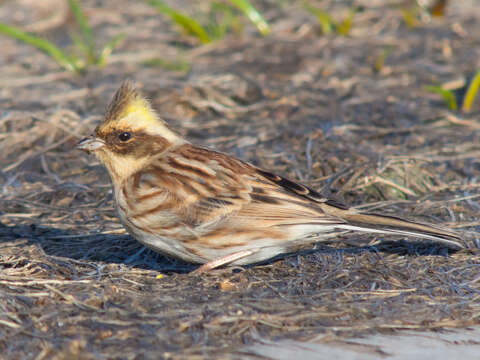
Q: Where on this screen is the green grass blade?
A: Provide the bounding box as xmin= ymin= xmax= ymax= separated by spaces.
xmin=0 ymin=22 xmax=80 ymax=71
xmin=373 ymin=46 xmax=394 ymax=73
xmin=336 ymin=8 xmax=356 ymax=36
xmin=97 ymin=34 xmax=125 ymax=66
xmin=149 ymin=0 xmax=211 ymax=43
xmin=67 ymin=0 xmax=96 ymax=63
xmin=229 ymin=0 xmax=270 ymax=36
xmin=424 ymin=85 xmax=457 ymax=111
xmin=209 ymin=2 xmax=238 ymax=40
xmin=462 ymin=69 xmax=480 ymax=113
xmin=304 ymin=4 xmax=333 ymax=34
xmin=401 ymin=7 xmax=420 ymax=28
xmin=70 ymin=31 xmax=91 ymax=60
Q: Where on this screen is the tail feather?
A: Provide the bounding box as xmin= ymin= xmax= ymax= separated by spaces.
xmin=337 ymin=212 xmax=464 ymax=249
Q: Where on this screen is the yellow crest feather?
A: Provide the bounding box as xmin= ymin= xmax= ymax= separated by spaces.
xmin=97 ymin=80 xmax=184 ymax=146
xmin=104 ymin=80 xmax=158 ymax=125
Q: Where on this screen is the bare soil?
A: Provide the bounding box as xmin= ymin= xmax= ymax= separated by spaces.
xmin=0 ymin=0 xmax=479 ymax=359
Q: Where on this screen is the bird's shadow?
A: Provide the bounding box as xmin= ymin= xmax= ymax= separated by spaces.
xmin=0 ymin=221 xmax=461 ymax=274
xmin=0 ymin=221 xmax=196 ymax=273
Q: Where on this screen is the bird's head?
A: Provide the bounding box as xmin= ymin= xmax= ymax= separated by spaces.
xmin=77 ymin=81 xmax=184 ymax=183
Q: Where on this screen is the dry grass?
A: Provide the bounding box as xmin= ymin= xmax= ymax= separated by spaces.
xmin=0 ymin=0 xmax=479 ymax=358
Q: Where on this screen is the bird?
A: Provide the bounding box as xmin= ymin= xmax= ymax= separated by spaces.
xmin=77 ymin=81 xmax=463 ymax=272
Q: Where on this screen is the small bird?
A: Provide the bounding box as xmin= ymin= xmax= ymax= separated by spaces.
xmin=77 ymin=81 xmax=463 ymax=272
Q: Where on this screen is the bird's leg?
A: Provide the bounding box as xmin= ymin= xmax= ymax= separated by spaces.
xmin=192 ymin=250 xmax=255 ymax=273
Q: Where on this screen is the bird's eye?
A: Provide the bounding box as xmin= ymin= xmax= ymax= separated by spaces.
xmin=118 ymin=132 xmax=131 ymax=142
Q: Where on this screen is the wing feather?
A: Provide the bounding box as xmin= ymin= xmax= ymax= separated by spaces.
xmin=166 ymin=155 xmax=344 ymax=227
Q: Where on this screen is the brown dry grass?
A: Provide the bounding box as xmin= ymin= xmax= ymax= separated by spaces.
xmin=0 ymin=0 xmax=479 ymax=358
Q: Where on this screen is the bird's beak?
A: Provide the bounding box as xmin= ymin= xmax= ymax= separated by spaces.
xmin=77 ymin=136 xmax=105 ymax=152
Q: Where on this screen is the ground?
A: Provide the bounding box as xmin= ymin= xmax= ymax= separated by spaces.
xmin=0 ymin=0 xmax=479 ymax=359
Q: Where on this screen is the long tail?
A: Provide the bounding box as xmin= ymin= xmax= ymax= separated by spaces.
xmin=334 ymin=211 xmax=464 ymax=249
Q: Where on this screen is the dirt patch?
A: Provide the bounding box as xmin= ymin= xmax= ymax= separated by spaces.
xmin=0 ymin=0 xmax=479 ymax=358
